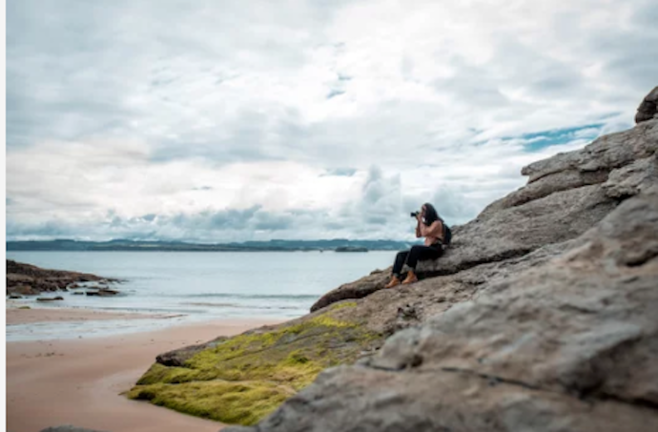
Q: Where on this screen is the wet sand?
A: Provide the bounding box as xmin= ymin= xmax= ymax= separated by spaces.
xmin=7 ymin=314 xmax=286 ymax=432
xmin=7 ymin=305 xmax=175 ymax=324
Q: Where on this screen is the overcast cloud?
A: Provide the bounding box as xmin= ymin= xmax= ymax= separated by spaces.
xmin=6 ymin=0 xmax=658 ymax=242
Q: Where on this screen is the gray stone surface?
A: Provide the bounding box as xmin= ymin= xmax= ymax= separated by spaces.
xmin=636 ymin=86 xmax=658 ymax=124
xmin=310 ymin=269 xmax=390 ymax=312
xmin=312 ymin=118 xmax=657 ymax=312
xmin=227 ymin=193 xmax=658 ymax=432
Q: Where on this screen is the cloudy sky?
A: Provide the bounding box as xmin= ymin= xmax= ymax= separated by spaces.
xmin=6 ymin=0 xmax=658 ymax=242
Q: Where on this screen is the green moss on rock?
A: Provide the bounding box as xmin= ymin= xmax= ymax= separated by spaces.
xmin=129 ymin=308 xmax=381 ymax=426
xmin=128 ymin=380 xmax=292 ymax=425
xmin=329 ymin=301 xmax=358 ymax=311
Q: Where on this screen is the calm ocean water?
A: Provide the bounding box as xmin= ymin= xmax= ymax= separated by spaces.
xmin=6 ymin=251 xmax=395 ymax=341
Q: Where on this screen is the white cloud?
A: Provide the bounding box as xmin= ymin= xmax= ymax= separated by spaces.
xmin=6 ymin=0 xmax=658 ymax=241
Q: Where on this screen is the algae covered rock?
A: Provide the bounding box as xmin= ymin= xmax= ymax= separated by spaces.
xmin=155 ymin=336 xmax=230 ymax=367
xmin=128 ymin=303 xmax=383 ymax=425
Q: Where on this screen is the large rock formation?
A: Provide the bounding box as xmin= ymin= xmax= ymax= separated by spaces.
xmin=130 ymin=88 xmax=658 ymax=430
xmin=222 ymin=91 xmax=657 ymax=430
xmin=5 ymin=260 xmax=118 ymax=296
xmin=312 ymin=109 xmax=658 ymax=311
xmin=227 ymin=192 xmax=658 ymax=432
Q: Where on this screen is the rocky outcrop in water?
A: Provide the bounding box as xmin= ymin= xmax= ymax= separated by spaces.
xmin=5 ymin=260 xmax=119 ymax=296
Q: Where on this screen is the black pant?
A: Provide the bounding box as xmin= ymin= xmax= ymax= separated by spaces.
xmin=392 ymin=244 xmax=443 ymax=276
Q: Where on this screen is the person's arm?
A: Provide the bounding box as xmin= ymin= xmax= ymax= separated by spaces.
xmin=415 ymin=219 xmax=422 ymax=238
xmin=419 ymin=220 xmax=444 ymax=239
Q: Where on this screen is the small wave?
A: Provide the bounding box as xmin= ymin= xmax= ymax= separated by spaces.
xmin=182 ymin=302 xmax=241 ymax=307
xmin=181 ymin=302 xmax=302 ymax=310
xmin=78 ymin=305 xmax=199 ymax=314
xmin=183 ymin=293 xmax=319 ymax=300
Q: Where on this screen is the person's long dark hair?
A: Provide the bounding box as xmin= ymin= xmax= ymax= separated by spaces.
xmin=422 ymin=203 xmax=441 ymax=226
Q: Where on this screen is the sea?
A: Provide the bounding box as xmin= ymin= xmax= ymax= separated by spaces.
xmin=6 ymin=251 xmax=395 ymax=341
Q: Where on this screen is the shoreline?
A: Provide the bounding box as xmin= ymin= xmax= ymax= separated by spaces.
xmin=6 ymin=303 xmax=180 ymax=325
xmin=7 ymin=314 xmax=287 ymax=432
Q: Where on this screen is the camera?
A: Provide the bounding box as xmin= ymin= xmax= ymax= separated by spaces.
xmin=410 ymin=211 xmax=420 ymax=218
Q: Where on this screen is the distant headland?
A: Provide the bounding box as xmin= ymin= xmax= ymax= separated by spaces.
xmin=6 ymin=239 xmax=413 ymax=252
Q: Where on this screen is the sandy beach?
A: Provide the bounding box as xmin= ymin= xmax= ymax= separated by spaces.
xmin=6 ymin=305 xmax=179 ymax=325
xmin=7 ymin=307 xmax=285 ymax=432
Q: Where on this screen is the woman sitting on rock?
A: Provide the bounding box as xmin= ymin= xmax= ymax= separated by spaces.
xmin=385 ymin=203 xmax=445 ymax=288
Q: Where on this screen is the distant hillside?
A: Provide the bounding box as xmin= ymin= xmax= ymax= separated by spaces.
xmin=6 ymin=239 xmax=414 ymax=252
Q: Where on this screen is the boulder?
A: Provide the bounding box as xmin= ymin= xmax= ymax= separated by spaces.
xmin=85 ymin=289 xmax=119 ymax=297
xmin=636 ymin=86 xmax=658 ymax=124
xmin=37 ymin=296 xmax=64 ymax=302
xmin=9 ymin=284 xmax=38 ymax=296
xmin=99 ymin=288 xmax=118 ymax=295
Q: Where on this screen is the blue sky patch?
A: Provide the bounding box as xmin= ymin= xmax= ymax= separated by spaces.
xmin=516 ymin=123 xmax=604 ymax=151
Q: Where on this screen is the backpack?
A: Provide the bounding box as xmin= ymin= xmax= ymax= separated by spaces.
xmin=439 ymin=217 xmax=452 ymax=246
